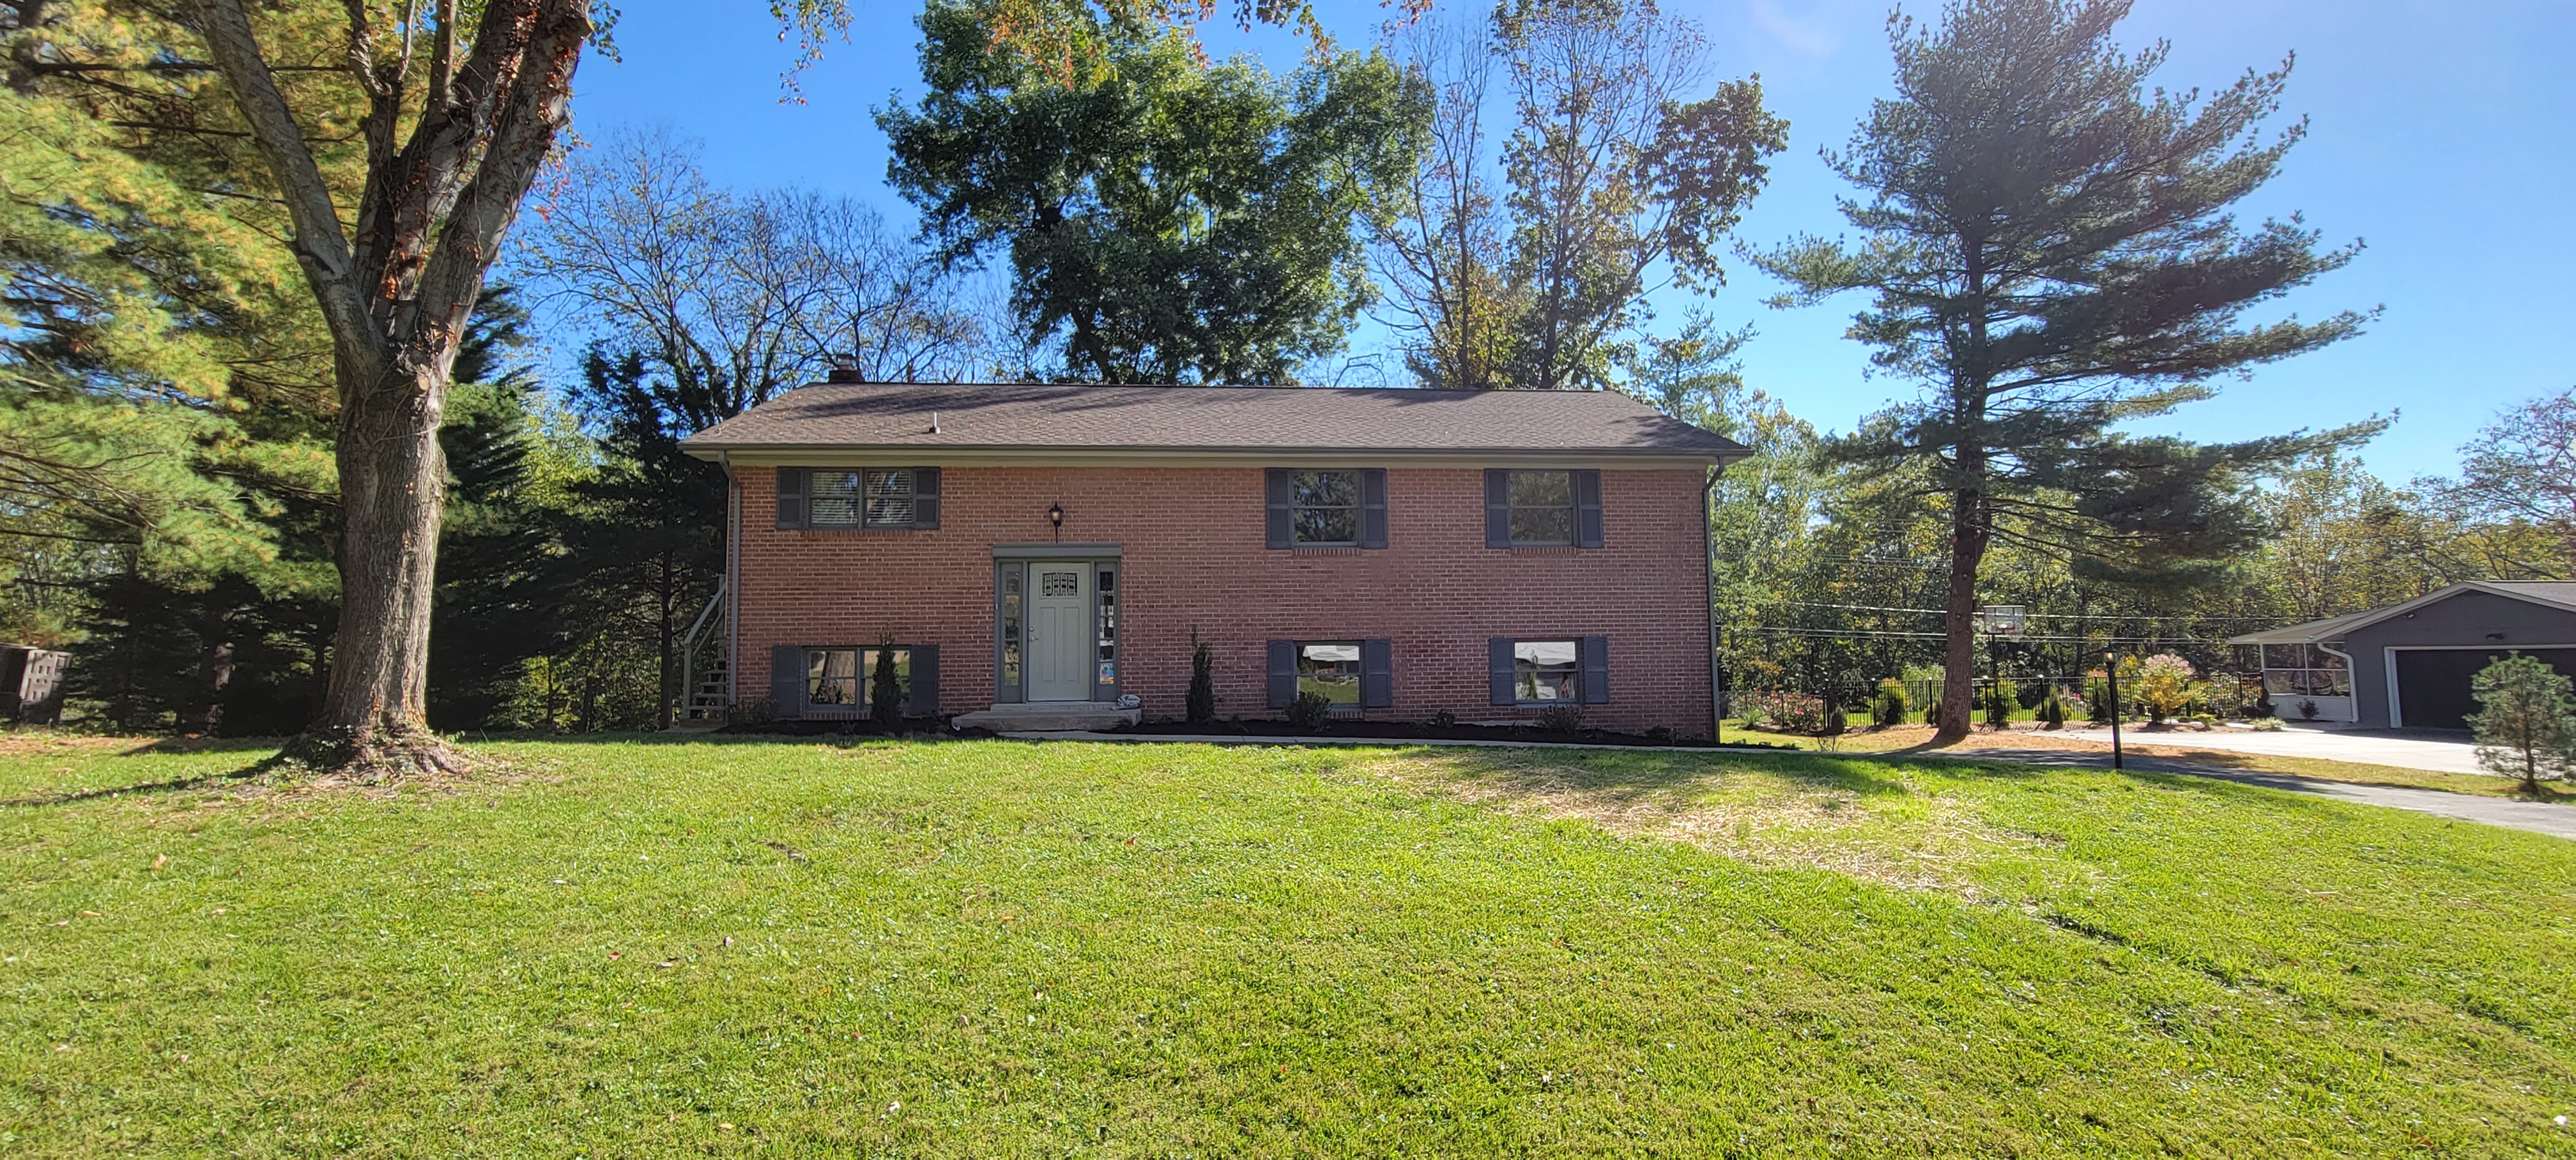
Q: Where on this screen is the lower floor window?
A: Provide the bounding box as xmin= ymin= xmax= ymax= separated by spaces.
xmin=808 ymin=646 xmax=908 ymax=708
xmin=1514 ymin=639 xmax=1580 ymax=703
xmin=1298 ymin=641 xmax=1363 ymax=709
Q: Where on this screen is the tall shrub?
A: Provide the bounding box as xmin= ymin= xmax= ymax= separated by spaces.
xmin=1872 ymin=678 xmax=1910 ymax=726
xmin=2038 ymin=685 xmax=2067 ymax=728
xmin=1982 ymin=678 xmax=2018 ymax=728
xmin=871 ymin=639 xmax=905 ymax=731
xmin=1186 ymin=639 xmax=1217 ymax=725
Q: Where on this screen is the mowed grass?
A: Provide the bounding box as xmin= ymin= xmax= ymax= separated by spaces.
xmin=2 ymin=735 xmax=2573 ymax=1157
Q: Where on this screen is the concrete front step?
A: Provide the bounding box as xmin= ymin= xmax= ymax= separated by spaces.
xmin=953 ymin=703 xmax=1142 ymax=733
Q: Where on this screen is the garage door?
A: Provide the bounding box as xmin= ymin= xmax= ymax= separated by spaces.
xmin=2393 ymin=648 xmax=2576 ymax=730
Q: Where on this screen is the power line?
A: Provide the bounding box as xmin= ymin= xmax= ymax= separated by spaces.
xmin=1730 ymin=625 xmax=2250 ymax=645
xmin=1755 ymin=599 xmax=2294 ymax=625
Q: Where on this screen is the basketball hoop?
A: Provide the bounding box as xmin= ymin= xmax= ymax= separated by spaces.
xmin=1977 ymin=605 xmax=2027 ymax=636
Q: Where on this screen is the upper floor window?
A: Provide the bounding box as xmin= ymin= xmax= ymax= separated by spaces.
xmin=1266 ymin=468 xmax=1386 ymax=549
xmin=776 ymin=467 xmax=940 ymax=530
xmin=1506 ymin=471 xmax=1575 ymax=545
xmin=1484 ymin=468 xmax=1603 ymax=549
xmin=1291 ymin=470 xmax=1360 ymax=545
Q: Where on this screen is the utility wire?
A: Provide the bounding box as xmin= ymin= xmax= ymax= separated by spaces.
xmin=1729 ymin=625 xmax=2251 ymax=645
xmin=1754 ymin=599 xmax=2294 ymax=624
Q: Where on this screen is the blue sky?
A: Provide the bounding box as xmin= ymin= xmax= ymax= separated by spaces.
xmin=551 ymin=0 xmax=2573 ymax=483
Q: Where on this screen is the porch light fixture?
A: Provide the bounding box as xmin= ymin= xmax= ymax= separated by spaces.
xmin=1048 ymin=502 xmax=1064 ymax=542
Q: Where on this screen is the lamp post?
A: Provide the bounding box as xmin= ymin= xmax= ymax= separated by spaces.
xmin=2103 ymin=650 xmax=2124 ymax=772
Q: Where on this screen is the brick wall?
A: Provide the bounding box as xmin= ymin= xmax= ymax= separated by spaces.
xmin=734 ymin=465 xmax=1715 ymax=735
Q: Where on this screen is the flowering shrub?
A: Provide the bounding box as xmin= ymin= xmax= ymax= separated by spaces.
xmin=2133 ymin=653 xmax=2207 ymax=723
xmin=1756 ymin=692 xmax=1829 ymax=734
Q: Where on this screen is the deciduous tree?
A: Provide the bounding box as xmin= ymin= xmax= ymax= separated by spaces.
xmin=2442 ymin=388 xmax=2576 ymax=572
xmin=1375 ymin=0 xmax=1785 ymax=393
xmin=183 ymin=0 xmax=591 ymax=770
xmin=882 ymin=1 xmax=1429 ymax=383
xmin=1494 ymin=0 xmax=1783 ymax=391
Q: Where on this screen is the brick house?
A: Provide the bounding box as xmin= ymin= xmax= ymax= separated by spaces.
xmin=678 ymin=379 xmax=1745 ymax=735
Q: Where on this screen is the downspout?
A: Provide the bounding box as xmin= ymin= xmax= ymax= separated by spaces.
xmin=2318 ymin=641 xmax=2359 ymax=724
xmin=724 ymin=452 xmax=741 ymax=708
xmin=1704 ymin=467 xmax=1723 ymax=742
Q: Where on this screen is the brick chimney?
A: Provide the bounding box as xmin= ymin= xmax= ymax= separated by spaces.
xmin=826 ymin=356 xmax=862 ymax=384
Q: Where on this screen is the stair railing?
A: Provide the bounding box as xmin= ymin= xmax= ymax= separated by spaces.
xmin=676 ymin=583 xmax=729 ymax=723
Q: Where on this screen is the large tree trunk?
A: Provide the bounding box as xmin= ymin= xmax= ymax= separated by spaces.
xmin=181 ymin=605 xmax=236 ymax=735
xmin=298 ymin=356 xmax=456 ymax=770
xmin=1936 ymin=446 xmax=1990 ymax=743
xmin=190 ymin=0 xmax=587 ymax=772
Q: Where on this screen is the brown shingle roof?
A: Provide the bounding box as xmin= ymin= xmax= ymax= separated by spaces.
xmin=678 ymin=382 xmax=1747 ymax=462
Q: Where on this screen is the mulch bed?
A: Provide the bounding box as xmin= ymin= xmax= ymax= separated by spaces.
xmin=1108 ymin=717 xmax=1795 ymax=750
xmin=716 ymin=718 xmax=999 ymax=740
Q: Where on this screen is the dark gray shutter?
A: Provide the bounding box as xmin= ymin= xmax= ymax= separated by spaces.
xmin=912 ymin=468 xmax=940 ymax=529
xmin=1268 ymin=639 xmax=1297 ymax=708
xmin=1265 ymin=468 xmax=1292 ymax=549
xmin=1574 ymin=469 xmax=1604 ymax=549
xmin=1361 ymin=638 xmax=1393 ymax=708
xmin=1581 ymin=636 xmax=1610 ymax=705
xmin=908 ymin=645 xmax=939 ymax=715
xmin=1360 ymin=469 xmax=1388 ymax=549
xmin=1485 ymin=469 xmax=1512 ymax=548
xmin=1489 ymin=637 xmax=1515 ymax=705
xmin=775 ymin=468 xmax=806 ymax=530
xmin=771 ymin=645 xmax=804 ymax=717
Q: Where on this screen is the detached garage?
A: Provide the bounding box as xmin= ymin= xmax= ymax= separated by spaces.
xmin=2230 ymin=581 xmax=2576 ymax=729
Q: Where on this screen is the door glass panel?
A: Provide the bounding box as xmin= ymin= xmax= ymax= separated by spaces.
xmin=1041 ymin=570 xmax=1079 ymax=597
xmin=1096 ymin=567 xmax=1118 ymax=670
xmin=1000 ymin=569 xmax=1023 ymax=689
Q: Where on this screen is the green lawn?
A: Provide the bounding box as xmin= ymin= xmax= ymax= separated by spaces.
xmin=3 ymin=734 xmax=2573 ymax=1157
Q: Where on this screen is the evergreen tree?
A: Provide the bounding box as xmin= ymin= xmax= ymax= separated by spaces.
xmin=871 ymin=639 xmax=905 ymax=731
xmin=1759 ymin=0 xmax=2377 ymax=739
xmin=428 ymin=288 xmax=585 ymax=730
xmin=2466 ymin=654 xmax=2576 ymax=795
xmin=1187 ymin=637 xmax=1217 ymax=725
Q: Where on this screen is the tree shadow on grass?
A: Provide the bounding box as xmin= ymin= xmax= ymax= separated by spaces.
xmin=119 ymin=736 xmax=296 ymax=756
xmin=453 ymin=728 xmax=1000 ymax=747
xmin=1384 ymin=745 xmax=1925 ymax=810
xmin=3 ymin=751 xmax=292 ymax=808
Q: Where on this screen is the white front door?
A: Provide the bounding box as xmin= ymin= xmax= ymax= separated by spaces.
xmin=1027 ymin=561 xmax=1093 ymax=701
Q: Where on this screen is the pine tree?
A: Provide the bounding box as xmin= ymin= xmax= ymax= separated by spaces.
xmin=2466 ymin=654 xmax=2576 ymax=795
xmin=1759 ymin=0 xmax=2377 ymax=740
